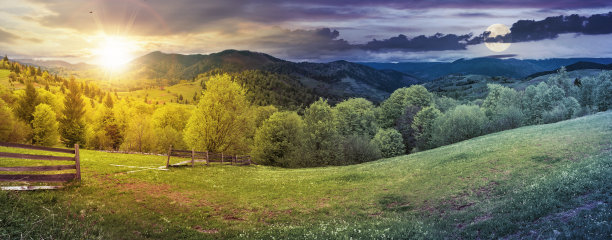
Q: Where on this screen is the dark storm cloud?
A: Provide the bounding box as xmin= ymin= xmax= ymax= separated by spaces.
xmin=26 ymin=0 xmax=612 ymax=37
xmin=509 ymin=12 xmax=612 ymax=42
xmin=251 ymin=11 xmax=612 ymax=60
xmin=362 ymin=33 xmax=474 ymax=51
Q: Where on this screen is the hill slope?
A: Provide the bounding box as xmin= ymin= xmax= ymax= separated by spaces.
xmin=2 ymin=111 xmax=611 ymax=239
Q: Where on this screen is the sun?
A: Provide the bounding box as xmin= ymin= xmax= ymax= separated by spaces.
xmin=94 ymin=36 xmax=135 ymax=71
xmin=485 ymin=23 xmax=511 ymax=52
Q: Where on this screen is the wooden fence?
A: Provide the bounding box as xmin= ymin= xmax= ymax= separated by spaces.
xmin=165 ymin=146 xmax=252 ymax=168
xmin=0 ymin=142 xmax=81 ymax=190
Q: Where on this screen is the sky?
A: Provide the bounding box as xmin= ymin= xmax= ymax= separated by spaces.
xmin=1 ymin=0 xmax=612 ymax=64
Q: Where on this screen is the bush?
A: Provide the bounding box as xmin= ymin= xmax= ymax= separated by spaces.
xmin=31 ymin=104 xmax=59 ymax=146
xmin=371 ymin=128 xmax=405 ymax=158
xmin=252 ymin=111 xmax=304 ymax=167
xmin=341 ymin=135 xmax=382 ymax=164
xmin=431 ymin=105 xmax=487 ymax=147
xmin=487 ymin=106 xmax=525 ymax=133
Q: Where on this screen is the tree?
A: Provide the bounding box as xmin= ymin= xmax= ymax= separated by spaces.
xmin=122 ymin=113 xmax=155 ymax=152
xmin=104 ymin=93 xmax=114 ymax=108
xmin=431 ymin=105 xmax=488 ymax=147
xmin=2 ymin=54 xmax=7 ymax=62
xmin=394 ymin=105 xmax=421 ymax=153
xmin=371 ymin=128 xmax=404 ymax=158
xmin=252 ymin=111 xmax=304 ymax=167
xmin=31 ymin=104 xmax=59 ymax=146
xmin=596 ymin=75 xmax=612 ymax=111
xmin=302 ymin=98 xmax=342 ymax=166
xmin=184 ymin=74 xmax=251 ymax=153
xmin=333 ymin=98 xmax=378 ymax=138
xmin=412 ymin=106 xmax=441 ymax=150
xmin=152 ymin=104 xmax=191 ymax=152
xmin=59 ymin=78 xmax=86 ymax=147
xmin=16 ymin=80 xmax=39 ymax=124
xmin=378 ymin=85 xmax=433 ymax=128
xmin=482 ymin=84 xmax=520 ymax=117
xmin=0 ymin=99 xmax=14 ymax=141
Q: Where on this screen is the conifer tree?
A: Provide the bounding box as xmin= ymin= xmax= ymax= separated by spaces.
xmin=59 ymin=78 xmax=86 ymax=147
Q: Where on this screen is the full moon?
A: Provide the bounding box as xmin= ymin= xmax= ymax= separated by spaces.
xmin=485 ymin=23 xmax=511 ymax=52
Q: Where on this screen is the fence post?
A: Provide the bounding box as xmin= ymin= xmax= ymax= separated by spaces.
xmin=166 ymin=146 xmax=172 ymax=168
xmin=221 ymin=152 xmax=224 ymax=164
xmin=206 ymin=151 xmax=209 ymax=166
xmin=191 ymin=148 xmax=195 ymax=167
xmin=74 ymin=144 xmax=81 ymax=181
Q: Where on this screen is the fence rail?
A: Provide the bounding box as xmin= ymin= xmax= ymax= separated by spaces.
xmin=0 ymin=142 xmax=81 ymax=190
xmin=165 ymin=146 xmax=252 ymax=168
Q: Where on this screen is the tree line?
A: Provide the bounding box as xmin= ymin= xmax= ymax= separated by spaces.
xmin=1 ymin=55 xmax=611 ymax=167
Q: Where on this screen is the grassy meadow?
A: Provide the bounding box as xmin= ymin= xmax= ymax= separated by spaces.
xmin=1 ymin=111 xmax=611 ymax=239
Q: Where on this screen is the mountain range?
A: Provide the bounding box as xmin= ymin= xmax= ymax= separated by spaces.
xmin=16 ymin=50 xmax=612 ymax=104
xmin=361 ymin=57 xmax=612 ymax=80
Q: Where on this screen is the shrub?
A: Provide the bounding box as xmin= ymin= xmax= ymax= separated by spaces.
xmin=487 ymin=106 xmax=525 ymax=132
xmin=252 ymin=111 xmax=304 ymax=167
xmin=341 ymin=135 xmax=382 ymax=164
xmin=31 ymin=104 xmax=59 ymax=146
xmin=371 ymin=128 xmax=405 ymax=158
xmin=431 ymin=105 xmax=487 ymax=147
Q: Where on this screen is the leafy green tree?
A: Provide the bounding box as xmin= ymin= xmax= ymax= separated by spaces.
xmin=302 ymin=98 xmax=342 ymax=166
xmin=0 ymin=99 xmax=14 ymax=141
xmin=184 ymin=74 xmax=251 ymax=153
xmin=596 ymin=75 xmax=612 ymax=111
xmin=482 ymin=84 xmax=520 ymax=117
xmin=333 ymin=98 xmax=378 ymax=138
xmin=252 ymin=111 xmax=304 ymax=167
xmin=31 ymin=104 xmax=59 ymax=146
xmin=431 ymin=105 xmax=487 ymax=147
xmin=434 ymin=95 xmax=458 ymax=113
xmin=378 ymin=85 xmax=432 ymax=128
xmin=121 ymin=113 xmax=155 ymax=152
xmin=253 ymin=105 xmax=278 ymax=129
xmin=152 ymin=104 xmax=191 ymax=151
xmin=412 ymin=106 xmax=441 ymax=150
xmin=59 ymin=78 xmax=86 ymax=147
xmin=371 ymin=128 xmax=404 ymax=158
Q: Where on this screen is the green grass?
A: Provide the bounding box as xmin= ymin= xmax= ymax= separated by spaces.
xmin=0 ymin=69 xmax=10 ymax=87
xmin=1 ymin=111 xmax=611 ymax=239
xmin=117 ymin=81 xmax=202 ymax=104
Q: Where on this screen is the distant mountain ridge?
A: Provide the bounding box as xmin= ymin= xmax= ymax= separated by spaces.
xmin=361 ymin=57 xmax=612 ymax=80
xmin=526 ymin=61 xmax=612 ymax=79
